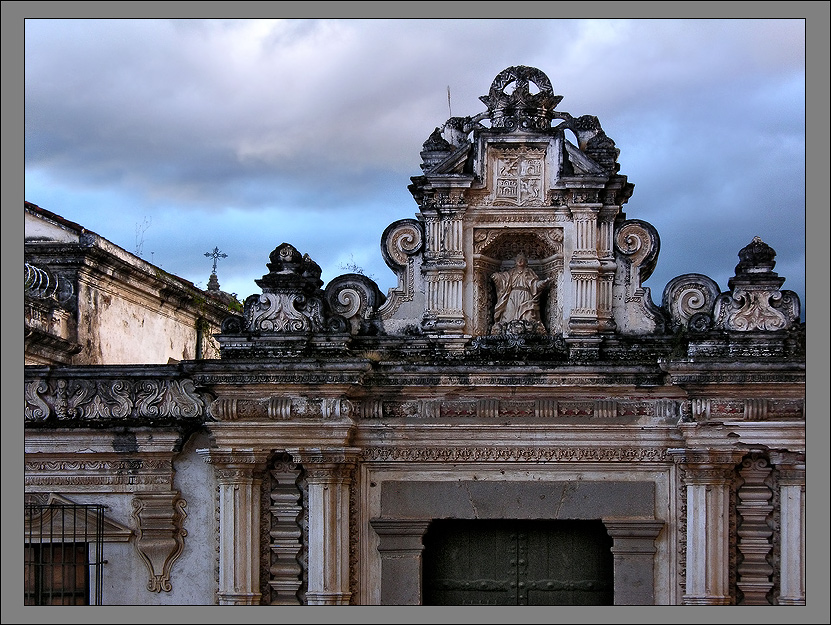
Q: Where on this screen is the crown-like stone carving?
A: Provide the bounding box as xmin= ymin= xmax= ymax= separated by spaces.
xmin=239 ymin=243 xmax=329 ymax=334
xmin=480 ymin=65 xmax=563 ymax=131
xmin=713 ymin=237 xmax=800 ymax=332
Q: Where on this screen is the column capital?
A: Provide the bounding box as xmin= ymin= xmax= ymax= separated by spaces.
xmin=668 ymin=448 xmax=745 ymax=484
xmin=197 ymin=448 xmax=270 ymax=482
xmin=198 ymin=448 xmax=271 ymax=465
xmin=287 ymin=446 xmax=361 ymax=466
xmin=769 ymin=450 xmax=806 ymax=485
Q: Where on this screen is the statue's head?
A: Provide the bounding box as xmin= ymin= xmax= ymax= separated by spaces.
xmin=515 ymin=252 xmax=528 ymax=267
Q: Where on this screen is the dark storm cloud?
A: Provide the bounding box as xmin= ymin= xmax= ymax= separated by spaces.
xmin=24 ymin=18 xmax=806 ymax=316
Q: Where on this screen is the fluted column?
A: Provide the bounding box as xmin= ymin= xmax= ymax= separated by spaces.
xmin=770 ymin=451 xmax=806 ymax=605
xmin=200 ymin=449 xmax=270 ymax=605
xmin=596 ymin=205 xmax=619 ymax=332
xmin=289 ymin=448 xmax=360 ymax=605
xmin=670 ymin=449 xmax=743 ymax=605
xmin=567 ymin=204 xmax=601 ymax=336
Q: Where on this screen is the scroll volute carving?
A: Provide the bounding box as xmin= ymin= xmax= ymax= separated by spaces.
xmin=324 ymin=273 xmax=386 ymax=335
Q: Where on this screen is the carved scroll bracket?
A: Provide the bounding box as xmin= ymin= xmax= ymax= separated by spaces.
xmin=131 ymin=491 xmax=188 ymax=593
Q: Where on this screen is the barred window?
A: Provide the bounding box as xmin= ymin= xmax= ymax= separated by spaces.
xmin=24 ymin=495 xmax=130 ymax=606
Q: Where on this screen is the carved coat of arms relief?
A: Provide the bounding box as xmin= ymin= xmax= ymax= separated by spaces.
xmin=492 ymin=147 xmax=546 ymax=206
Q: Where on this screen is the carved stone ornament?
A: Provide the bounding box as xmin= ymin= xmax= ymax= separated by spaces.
xmin=131 ymin=492 xmax=188 ymax=593
xmin=662 ymin=274 xmax=721 ymax=332
xmin=24 ymin=376 xmax=206 ymax=423
xmin=480 ymin=65 xmax=563 ymax=131
xmin=491 ymin=147 xmax=546 ymax=206
xmin=490 ymin=252 xmax=554 ymax=335
xmin=713 ymin=237 xmax=800 ymax=332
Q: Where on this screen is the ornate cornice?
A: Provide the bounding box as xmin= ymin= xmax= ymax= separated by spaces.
xmin=360 ymin=446 xmax=668 ymax=462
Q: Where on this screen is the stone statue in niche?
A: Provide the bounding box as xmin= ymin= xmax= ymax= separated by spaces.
xmin=491 ymin=253 xmax=554 ymax=335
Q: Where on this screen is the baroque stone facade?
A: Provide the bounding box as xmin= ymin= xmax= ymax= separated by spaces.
xmin=23 ymin=66 xmax=805 ymax=607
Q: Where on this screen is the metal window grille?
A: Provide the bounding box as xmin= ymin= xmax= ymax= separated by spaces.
xmin=24 ymin=502 xmax=106 ymax=605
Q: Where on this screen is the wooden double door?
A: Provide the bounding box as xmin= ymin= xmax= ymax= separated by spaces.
xmin=422 ymin=519 xmax=614 ymax=606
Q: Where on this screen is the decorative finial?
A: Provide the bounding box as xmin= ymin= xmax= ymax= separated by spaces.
xmin=204 ymin=246 xmax=228 ymax=275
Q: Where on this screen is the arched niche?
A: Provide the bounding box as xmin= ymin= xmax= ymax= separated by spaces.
xmin=473 ymin=229 xmax=563 ymax=336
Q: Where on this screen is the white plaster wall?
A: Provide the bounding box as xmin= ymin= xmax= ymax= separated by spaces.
xmin=25 ymin=212 xmax=80 ymax=243
xmin=165 ymin=430 xmax=218 ymax=605
xmin=75 ymin=280 xmax=201 ymax=365
xmin=93 ymin=431 xmax=217 ymax=604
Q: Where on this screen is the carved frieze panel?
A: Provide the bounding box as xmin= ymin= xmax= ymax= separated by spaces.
xmin=208 ymin=396 xmax=351 ymax=421
xmin=24 ymin=377 xmax=206 ymax=423
xmin=24 ymin=458 xmax=174 ymax=488
xmin=767 ymin=399 xmax=804 ymax=420
xmin=361 ymin=446 xmax=669 ymax=462
xmin=353 ymin=398 xmax=678 ymax=421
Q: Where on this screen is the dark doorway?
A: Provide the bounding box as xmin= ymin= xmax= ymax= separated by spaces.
xmin=422 ymin=519 xmax=614 ymax=606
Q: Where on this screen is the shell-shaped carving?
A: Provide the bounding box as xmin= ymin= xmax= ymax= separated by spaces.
xmin=662 ymin=273 xmax=721 ymax=331
xmin=381 ymin=219 xmax=423 ymax=269
xmin=614 ymin=219 xmax=660 ymax=282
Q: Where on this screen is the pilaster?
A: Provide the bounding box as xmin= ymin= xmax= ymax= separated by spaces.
xmin=288 ymin=447 xmax=360 ymax=605
xmin=421 ymin=200 xmax=468 ymax=334
xmin=200 ymin=449 xmax=270 ymax=605
xmin=370 ymin=519 xmax=432 ymax=605
xmin=769 ymin=451 xmax=806 ymax=605
xmin=568 ymin=203 xmax=602 ymax=335
xmin=603 ymin=518 xmax=664 ymax=605
xmin=669 ymin=449 xmax=744 ymax=605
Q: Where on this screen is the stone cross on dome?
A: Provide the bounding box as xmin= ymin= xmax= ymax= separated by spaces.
xmin=204 ymin=246 xmax=228 ymax=292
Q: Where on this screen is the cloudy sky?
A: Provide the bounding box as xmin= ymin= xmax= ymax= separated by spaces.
xmin=22 ymin=16 xmax=809 ymax=318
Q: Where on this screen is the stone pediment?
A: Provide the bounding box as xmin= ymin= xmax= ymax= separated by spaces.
xmin=217 ymin=66 xmax=802 ymax=361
